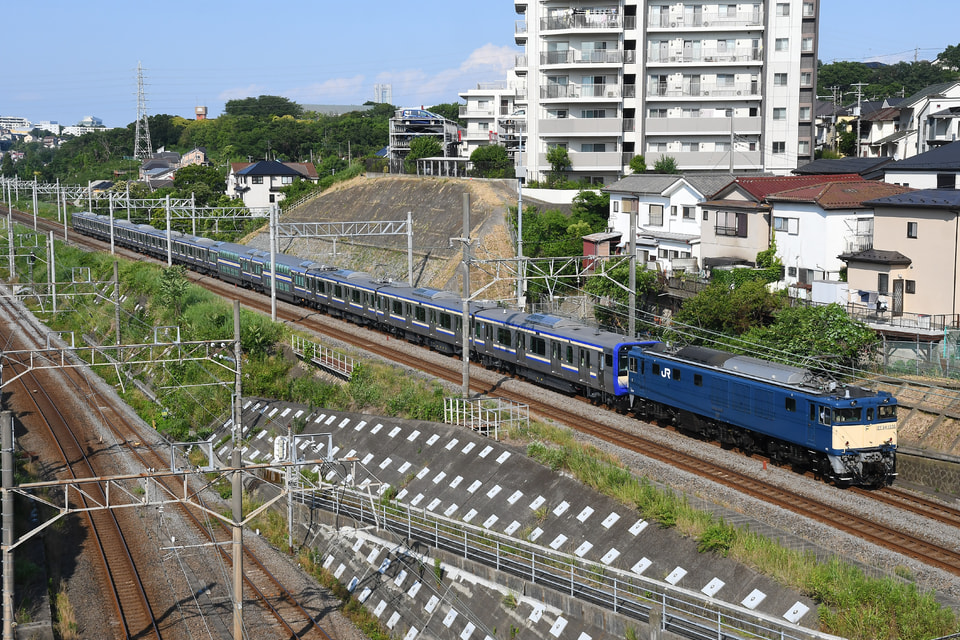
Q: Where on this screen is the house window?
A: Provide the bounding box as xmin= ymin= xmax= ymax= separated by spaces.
xmin=906 ymin=280 xmax=916 ymax=294
xmin=649 ymin=204 xmax=664 ymax=226
xmin=878 ymin=273 xmax=889 ymax=294
xmin=907 ymin=221 xmax=918 ymax=238
xmin=252 ymin=176 xmax=264 ymax=184
xmin=671 ymin=205 xmax=677 ymax=217
xmin=772 ymin=141 xmax=786 ymax=154
xmin=613 ymin=200 xmax=619 ymax=213
xmin=775 ymin=38 xmax=789 ymax=51
xmin=773 ymin=216 xmax=799 ymax=234
xmin=716 ymin=211 xmax=747 ymax=237
xmin=937 ymin=173 xmax=957 ymax=189
xmin=776 ymin=3 xmax=790 ymax=16
xmin=773 ymin=107 xmax=787 ymax=120
xmin=798 ymin=140 xmax=810 ymax=155
xmin=683 ymin=206 xmax=695 ymax=219
xmin=281 ymin=176 xmax=293 ymax=184
xmin=774 ymin=73 xmax=788 ymax=86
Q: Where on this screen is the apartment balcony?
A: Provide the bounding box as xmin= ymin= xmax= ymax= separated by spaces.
xmin=538 ymin=118 xmax=623 ymax=136
xmin=646 ymin=82 xmax=760 ymax=100
xmin=540 ymin=49 xmax=624 ymax=66
xmin=540 ymin=14 xmax=623 ymax=32
xmin=540 ymin=83 xmax=623 ymax=100
xmin=646 ymin=48 xmax=762 ymax=65
xmin=515 ymin=54 xmax=527 ymax=72
xmin=644 ymin=116 xmax=761 ymax=135
xmin=646 ymin=10 xmax=763 ymax=31
xmin=537 ymin=151 xmax=623 ymax=171
xmin=460 ymin=106 xmax=496 ymax=118
xmin=515 ymin=20 xmax=527 ymax=44
xmin=646 ymin=150 xmax=762 ymax=170
xmin=514 ymin=0 xmax=526 ymax=13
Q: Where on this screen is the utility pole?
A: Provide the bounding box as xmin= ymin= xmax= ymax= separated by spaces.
xmin=852 ymin=82 xmax=867 ymax=158
xmin=461 ymin=193 xmax=471 ymax=398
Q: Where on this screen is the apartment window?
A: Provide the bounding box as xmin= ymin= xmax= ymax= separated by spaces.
xmin=801 ymin=37 xmax=814 ymax=52
xmin=715 ymin=141 xmax=730 ymax=152
xmin=773 ymin=216 xmax=799 ymax=234
xmin=798 ymin=140 xmax=810 ymax=155
xmin=682 ymin=107 xmax=701 ymax=118
xmin=719 ymin=4 xmax=737 ymax=17
xmin=774 ymin=73 xmax=788 ymax=86
xmin=799 ymin=106 xmax=811 ymax=120
xmin=548 ymin=109 xmax=568 ymax=119
xmin=803 ymin=2 xmax=815 ymax=17
xmin=581 ymin=143 xmax=606 ymax=152
xmin=717 ymin=73 xmax=734 ymax=87
xmin=581 ymin=109 xmax=608 ymax=118
xmin=681 ymin=141 xmax=699 ymax=152
xmin=478 ymin=122 xmax=490 ymax=131
xmin=649 ymin=204 xmax=664 ymax=226
xmin=477 ymin=99 xmax=489 ymax=109
xmin=907 ymin=221 xmax=918 ymax=238
xmin=878 ymin=273 xmax=889 ymax=294
xmin=682 ymin=206 xmax=695 ymax=219
xmin=772 ymin=141 xmax=786 ymax=154
xmin=648 ymin=108 xmax=668 ymax=118
xmin=906 ymin=280 xmax=916 ymax=294
xmin=800 ymin=72 xmax=812 ymax=86
xmin=776 ymin=3 xmax=790 ymax=16
xmin=647 ymin=142 xmax=668 ymax=152
xmin=775 ymin=38 xmax=789 ymax=51
xmin=773 ymin=107 xmax=787 ymax=120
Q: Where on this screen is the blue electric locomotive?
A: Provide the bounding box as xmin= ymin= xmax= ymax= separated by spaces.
xmin=627 ymin=343 xmax=897 ymax=485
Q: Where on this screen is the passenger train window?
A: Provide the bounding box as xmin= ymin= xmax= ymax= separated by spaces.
xmin=497 ymin=327 xmax=511 ymax=347
xmin=531 ymin=337 xmax=546 ymax=356
xmin=694 ymin=374 xmax=703 ymax=387
xmin=430 ymin=310 xmax=437 ymax=324
xmin=553 ymin=343 xmax=560 ymax=360
xmin=392 ymin=300 xmax=403 ymax=315
xmin=415 ymin=307 xmax=426 ymax=322
xmin=517 ymin=334 xmax=525 ymax=349
xmin=580 ymin=351 xmax=590 ymax=368
xmin=565 ymin=346 xmax=574 ymax=364
xmin=335 ymin=285 xmax=343 ymax=298
xmin=785 ymin=397 xmax=796 ymax=412
xmin=440 ymin=313 xmax=452 ymax=330
xmin=352 ymin=290 xmax=361 ymax=304
xmin=605 ymin=354 xmax=613 ymax=368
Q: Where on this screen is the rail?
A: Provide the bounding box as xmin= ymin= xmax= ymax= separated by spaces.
xmin=308 ymin=487 xmax=830 ymax=640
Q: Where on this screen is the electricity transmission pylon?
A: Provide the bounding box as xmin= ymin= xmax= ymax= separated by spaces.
xmin=134 ymin=61 xmax=152 ymax=161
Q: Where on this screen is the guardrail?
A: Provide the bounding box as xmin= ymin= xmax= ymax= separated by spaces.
xmin=443 ymin=396 xmax=528 ymax=438
xmin=307 ymin=487 xmax=831 ymax=640
xmin=291 ymin=334 xmax=355 ymax=379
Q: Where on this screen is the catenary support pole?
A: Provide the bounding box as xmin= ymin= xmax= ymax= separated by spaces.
xmin=629 ymin=205 xmax=636 ymax=338
xmin=114 ymin=261 xmax=121 ymax=346
xmin=49 ymin=230 xmax=56 ymax=314
xmin=270 ymin=204 xmax=277 ymax=322
xmin=165 ymin=195 xmax=172 ymax=267
xmin=407 ymin=211 xmax=414 ymax=287
xmin=2 ymin=411 xmax=14 ymax=640
xmin=232 ymin=300 xmax=244 ymax=640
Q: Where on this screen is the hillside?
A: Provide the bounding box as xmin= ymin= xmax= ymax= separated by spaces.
xmin=256 ymin=174 xmax=520 ymax=298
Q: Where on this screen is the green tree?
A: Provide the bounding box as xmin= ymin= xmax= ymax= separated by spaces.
xmin=546 ymin=146 xmax=571 ymax=186
xmin=224 ymin=95 xmax=303 ymax=119
xmin=629 ymin=155 xmax=647 ymax=173
xmin=585 ymin=260 xmax=663 ymax=329
xmin=0 ymin=153 xmax=13 ymax=177
xmin=173 ymin=164 xmax=226 ymax=206
xmin=405 ymin=137 xmax=444 ymax=173
xmin=470 ymin=145 xmax=513 ymax=178
xmin=158 ymin=265 xmax=190 ymax=319
xmin=936 ymin=43 xmax=960 ymax=70
xmin=743 ymin=304 xmax=878 ymax=371
xmin=653 ymin=156 xmax=679 ymax=173
xmin=839 ymin=125 xmax=857 ymax=157
xmin=674 ymin=279 xmax=785 ymax=336
xmin=426 ymin=102 xmax=465 ymax=127
xmin=570 ymin=190 xmax=610 ymax=230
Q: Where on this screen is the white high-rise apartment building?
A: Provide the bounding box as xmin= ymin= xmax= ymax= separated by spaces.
xmin=513 ymin=0 xmax=818 ymax=183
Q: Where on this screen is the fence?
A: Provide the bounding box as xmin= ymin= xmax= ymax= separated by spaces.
xmin=443 ymin=396 xmax=528 ymax=439
xmin=291 ymin=334 xmax=355 ymax=379
xmin=308 ymin=486 xmax=833 ymax=640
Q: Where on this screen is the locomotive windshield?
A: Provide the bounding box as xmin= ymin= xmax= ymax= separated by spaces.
xmin=833 ymin=408 xmax=862 ymax=424
xmin=878 ymin=405 xmax=897 ymax=421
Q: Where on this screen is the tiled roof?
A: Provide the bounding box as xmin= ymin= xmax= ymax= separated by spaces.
xmin=838 ymin=249 xmax=912 ymax=266
xmin=603 ymin=174 xmax=684 ymax=195
xmin=884 ymin=140 xmax=960 ymax=171
xmin=713 ymin=173 xmax=861 ymax=200
xmin=236 ymin=160 xmax=303 ymax=177
xmin=793 ymin=157 xmax=893 ymax=177
xmin=766 ymin=181 xmax=914 ymax=209
xmin=901 ymin=81 xmax=960 ymax=107
xmin=865 ymin=188 xmax=960 ymax=209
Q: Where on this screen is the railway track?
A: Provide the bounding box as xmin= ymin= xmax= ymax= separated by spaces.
xmin=0 ymin=294 xmax=162 ymax=639
xmin=0 ymin=275 xmax=334 ymax=637
xmin=12 ymin=206 xmax=960 ymax=577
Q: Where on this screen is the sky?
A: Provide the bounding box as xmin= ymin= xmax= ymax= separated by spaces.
xmin=4 ymin=1 xmax=958 ymax=129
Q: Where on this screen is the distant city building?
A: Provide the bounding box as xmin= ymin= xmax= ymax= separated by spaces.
xmin=301 ymin=104 xmax=373 ymax=116
xmin=374 ymin=83 xmax=393 ymax=105
xmin=62 ymin=115 xmax=107 ymax=137
xmin=0 ymin=116 xmax=31 ymax=130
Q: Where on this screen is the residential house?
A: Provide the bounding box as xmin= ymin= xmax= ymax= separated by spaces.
xmin=227 ymin=160 xmax=319 ymax=209
xmin=699 ymin=174 xmax=861 ymax=268
xmin=841 ymin=189 xmax=960 ymax=320
xmin=180 ymin=147 xmax=210 ymax=167
xmin=885 ymin=81 xmax=960 ymax=160
xmin=859 ymin=105 xmax=903 ymax=158
xmin=883 ymin=139 xmax=960 ymax=189
xmin=764 ymin=181 xmax=913 ymax=288
xmin=139 ymin=151 xmax=181 ymax=189
xmin=603 ymin=173 xmax=730 ymax=273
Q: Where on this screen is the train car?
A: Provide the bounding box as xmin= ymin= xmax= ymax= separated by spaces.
xmin=627 ymin=343 xmax=897 ymax=485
